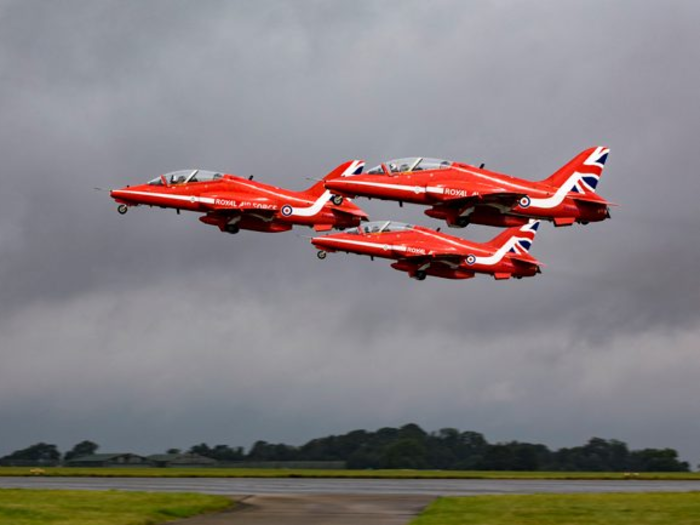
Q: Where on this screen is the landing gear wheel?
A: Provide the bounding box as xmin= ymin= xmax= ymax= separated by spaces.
xmin=414 ymin=270 xmax=427 ymax=281
xmin=225 ymin=225 xmax=240 ymax=234
xmin=317 ymin=250 xmax=327 ymax=260
xmin=331 ymin=195 xmax=344 ymax=206
xmin=117 ymin=204 xmax=128 ymax=215
xmin=455 ymin=217 xmax=470 ymax=227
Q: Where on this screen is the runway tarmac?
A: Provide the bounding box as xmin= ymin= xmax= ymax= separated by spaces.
xmin=177 ymin=495 xmax=435 ymax=525
xmin=2 ymin=476 xmax=700 ymax=496
xmin=5 ymin=477 xmax=700 ymax=525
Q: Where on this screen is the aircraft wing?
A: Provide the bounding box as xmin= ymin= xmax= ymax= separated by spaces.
xmin=203 ymin=194 xmax=278 ymax=214
xmin=330 ymin=206 xmax=368 ymax=219
xmin=394 ymin=252 xmax=476 ymax=279
xmin=309 ymin=204 xmax=369 ymax=231
xmin=440 ymin=191 xmax=525 ymax=209
xmin=397 ymin=250 xmax=464 ymax=266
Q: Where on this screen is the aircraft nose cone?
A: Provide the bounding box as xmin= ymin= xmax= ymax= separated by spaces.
xmin=311 ymin=236 xmax=329 ymax=248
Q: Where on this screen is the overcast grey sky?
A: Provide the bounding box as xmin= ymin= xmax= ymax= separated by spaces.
xmin=1 ymin=0 xmax=699 ymax=465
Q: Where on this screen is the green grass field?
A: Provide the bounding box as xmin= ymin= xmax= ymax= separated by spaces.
xmin=409 ymin=492 xmax=700 ymax=525
xmin=1 ymin=466 xmax=699 ymax=480
xmin=0 ymin=489 xmax=232 ymax=525
xmin=3 ymin=489 xmax=700 ymax=525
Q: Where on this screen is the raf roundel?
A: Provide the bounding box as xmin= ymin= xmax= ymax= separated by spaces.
xmin=466 ymin=254 xmax=477 ymax=265
xmin=519 ymin=196 xmax=531 ymax=208
xmin=280 ymin=204 xmax=294 ymax=217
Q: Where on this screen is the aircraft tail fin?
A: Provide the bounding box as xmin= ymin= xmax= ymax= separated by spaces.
xmin=488 ymin=219 xmax=541 ymax=255
xmin=305 ymin=160 xmax=364 ymax=197
xmin=540 ymin=146 xmax=609 ymax=195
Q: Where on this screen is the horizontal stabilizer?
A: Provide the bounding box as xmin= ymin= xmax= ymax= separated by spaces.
xmin=569 ymin=193 xmax=610 ymax=205
xmin=510 ymin=253 xmax=542 ymax=268
xmin=331 ymin=205 xmax=369 ymax=219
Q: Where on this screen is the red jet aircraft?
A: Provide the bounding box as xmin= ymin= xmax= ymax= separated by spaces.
xmin=110 ymin=160 xmax=368 ymax=234
xmin=311 ymin=219 xmax=542 ymax=281
xmin=324 ymin=147 xmax=611 ymax=228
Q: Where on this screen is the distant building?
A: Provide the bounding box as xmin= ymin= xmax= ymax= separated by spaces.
xmin=147 ymin=453 xmax=218 ymax=468
xmin=65 ymin=453 xmax=149 ymax=467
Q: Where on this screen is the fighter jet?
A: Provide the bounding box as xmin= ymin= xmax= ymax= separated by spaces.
xmin=110 ymin=160 xmax=368 ymax=234
xmin=312 ymin=219 xmax=542 ymax=281
xmin=324 ymin=147 xmax=611 ymax=228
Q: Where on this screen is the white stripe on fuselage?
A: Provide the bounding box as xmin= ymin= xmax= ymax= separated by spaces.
xmin=526 ymin=172 xmax=585 ymax=209
xmin=338 ymin=180 xmax=424 ymax=193
xmin=410 ymin=228 xmax=514 ymax=266
xmin=336 ymin=180 xmax=446 ymax=196
xmin=291 ymin=190 xmax=332 ymax=217
xmin=471 ymin=236 xmax=532 ymax=266
xmin=112 ymin=190 xmax=216 ymax=205
xmin=324 ymin=238 xmax=408 ymax=252
xmin=451 ymin=166 xmax=592 ymax=209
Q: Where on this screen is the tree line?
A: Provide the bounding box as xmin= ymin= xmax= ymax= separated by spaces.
xmin=1 ymin=423 xmax=692 ymax=471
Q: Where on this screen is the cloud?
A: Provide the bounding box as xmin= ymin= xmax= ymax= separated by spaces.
xmin=1 ymin=0 xmax=699 ymax=463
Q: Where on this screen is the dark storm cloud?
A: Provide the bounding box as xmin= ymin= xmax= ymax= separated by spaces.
xmin=1 ymin=1 xmax=699 ymax=462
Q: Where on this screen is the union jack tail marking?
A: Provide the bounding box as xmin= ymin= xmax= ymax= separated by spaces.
xmin=542 ymin=146 xmax=609 ymax=195
xmin=488 ymin=219 xmax=540 ymax=254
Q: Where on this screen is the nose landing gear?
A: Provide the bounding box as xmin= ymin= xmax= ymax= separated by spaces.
xmin=117 ymin=204 xmax=128 ymax=215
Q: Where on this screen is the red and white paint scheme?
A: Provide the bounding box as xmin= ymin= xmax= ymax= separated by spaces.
xmin=324 ymin=147 xmax=612 ymax=228
xmin=110 ymin=161 xmax=368 ymax=234
xmin=312 ymin=220 xmax=542 ymax=281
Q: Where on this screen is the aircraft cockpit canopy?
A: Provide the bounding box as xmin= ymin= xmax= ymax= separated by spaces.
xmin=343 ymin=221 xmax=414 ymax=235
xmin=366 ymin=157 xmax=452 ymax=175
xmin=148 ymin=169 xmax=223 ymax=186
